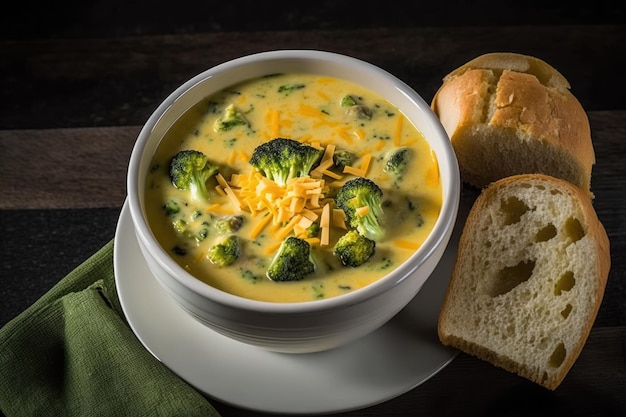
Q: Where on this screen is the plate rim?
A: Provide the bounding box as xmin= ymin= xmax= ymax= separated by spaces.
xmin=114 ymin=198 xmax=460 ymax=414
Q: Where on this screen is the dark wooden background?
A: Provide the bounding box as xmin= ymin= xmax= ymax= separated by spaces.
xmin=1 ymin=1 xmax=625 ymax=416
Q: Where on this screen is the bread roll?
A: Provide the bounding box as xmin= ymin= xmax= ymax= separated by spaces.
xmin=438 ymin=174 xmax=610 ymax=390
xmin=431 ymin=52 xmax=595 ymax=196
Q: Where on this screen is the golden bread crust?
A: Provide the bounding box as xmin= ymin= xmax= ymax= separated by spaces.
xmin=431 ymin=52 xmax=595 ymax=195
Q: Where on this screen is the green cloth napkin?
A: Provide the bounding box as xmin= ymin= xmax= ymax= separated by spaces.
xmin=0 ymin=240 xmax=221 ymax=417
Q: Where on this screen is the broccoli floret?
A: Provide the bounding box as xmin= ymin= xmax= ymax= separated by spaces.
xmin=267 ymin=236 xmax=315 ymax=281
xmin=173 ymin=219 xmax=209 ymax=242
xmin=346 ymin=105 xmax=372 ymax=120
xmin=333 ymin=230 xmax=376 ymax=267
xmin=332 ymin=149 xmax=356 ymax=169
xmin=305 ymin=222 xmax=320 ymax=238
xmin=169 ymin=150 xmax=219 ymax=200
xmin=340 ymin=95 xmax=359 ymax=107
xmin=249 ymin=138 xmax=323 ymax=186
xmin=384 ymin=147 xmax=412 ymax=180
xmin=334 ymin=177 xmax=385 ymax=241
xmin=215 ymin=215 xmax=244 ymax=235
xmin=340 ymin=94 xmax=372 ymax=120
xmin=213 ymin=104 xmax=248 ymax=132
xmin=162 ymin=199 xmax=181 ymax=216
xmin=207 ymin=235 xmax=240 ymax=267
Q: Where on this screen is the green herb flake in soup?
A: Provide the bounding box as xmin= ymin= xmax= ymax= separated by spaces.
xmin=145 ymin=73 xmax=443 ymax=303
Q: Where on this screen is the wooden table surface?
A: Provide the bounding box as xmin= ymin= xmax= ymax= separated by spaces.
xmin=1 ymin=2 xmax=625 ymax=416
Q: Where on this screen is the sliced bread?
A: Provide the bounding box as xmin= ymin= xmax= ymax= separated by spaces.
xmin=431 ymin=52 xmax=595 ymax=196
xmin=438 ymin=174 xmax=610 ymax=390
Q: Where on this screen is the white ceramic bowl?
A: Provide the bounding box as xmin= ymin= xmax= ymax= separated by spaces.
xmin=127 ymin=50 xmax=460 ymax=353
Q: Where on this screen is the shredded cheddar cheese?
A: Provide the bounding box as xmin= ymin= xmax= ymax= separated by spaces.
xmin=334 ymin=126 xmax=353 ymax=144
xmin=205 ymin=203 xmax=235 ymax=215
xmin=214 ymin=184 xmax=226 ymax=196
xmin=238 ymin=150 xmax=250 ymax=162
xmin=394 ymin=114 xmax=404 ymax=146
xmin=249 ymin=213 xmax=273 ymax=239
xmin=426 ymin=150 xmax=440 ymax=188
xmin=236 ymin=94 xmax=247 ymax=105
xmin=274 ymin=214 xmax=303 ymax=240
xmin=343 ymin=165 xmax=366 ymax=177
xmin=332 ymin=209 xmax=347 ymax=229
xmin=321 ymin=169 xmax=342 ymax=180
xmin=304 ymin=237 xmax=321 ymax=246
xmin=298 ymin=103 xmax=326 ymax=119
xmin=355 ymin=206 xmax=370 ymax=217
xmin=320 ymin=203 xmax=331 ymax=246
xmin=316 ymin=90 xmax=330 ymax=101
xmin=217 ymin=166 xmax=332 ymax=245
xmin=394 ymin=239 xmax=422 ymax=251
xmin=216 ymin=173 xmax=242 ymax=211
xmin=354 ymin=128 xmax=366 ymax=140
xmin=359 ymin=153 xmax=372 ymax=174
xmin=264 ymin=240 xmax=283 ymax=255
xmin=374 ymin=140 xmax=386 ymax=150
xmin=265 ymin=108 xmax=280 ymax=138
xmin=297 ymin=216 xmax=314 ymax=229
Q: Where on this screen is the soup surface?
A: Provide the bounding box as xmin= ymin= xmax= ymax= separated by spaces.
xmin=145 ymin=73 xmax=442 ymax=302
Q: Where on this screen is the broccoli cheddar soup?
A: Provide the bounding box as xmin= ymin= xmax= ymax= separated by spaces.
xmin=145 ymin=73 xmax=442 ymax=302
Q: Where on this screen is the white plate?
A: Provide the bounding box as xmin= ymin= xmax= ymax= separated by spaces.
xmin=114 ymin=199 xmax=461 ymax=415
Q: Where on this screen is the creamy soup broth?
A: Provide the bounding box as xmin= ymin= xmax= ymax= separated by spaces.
xmin=145 ymin=73 xmax=442 ymax=302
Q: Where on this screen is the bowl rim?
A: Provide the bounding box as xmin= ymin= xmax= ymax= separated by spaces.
xmin=127 ymin=49 xmax=460 ymax=314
